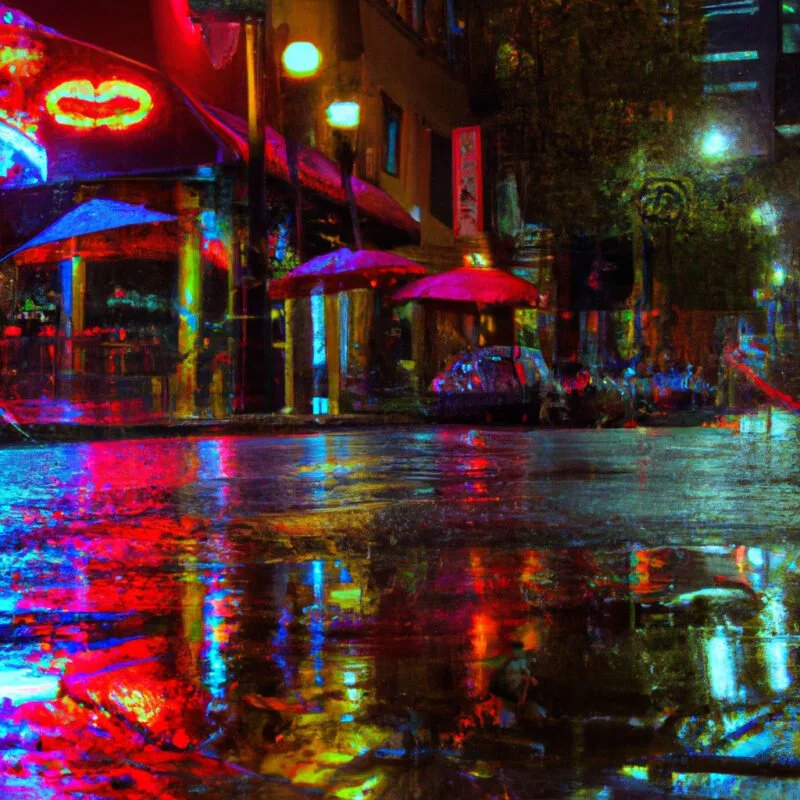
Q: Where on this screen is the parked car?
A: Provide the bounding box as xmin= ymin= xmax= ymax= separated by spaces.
xmin=555 ymin=362 xmax=631 ymax=426
xmin=430 ymin=346 xmax=565 ymax=423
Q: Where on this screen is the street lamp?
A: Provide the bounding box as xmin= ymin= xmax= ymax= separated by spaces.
xmin=282 ymin=42 xmax=322 ymax=80
xmin=701 ymin=128 xmax=732 ymax=160
xmin=188 ymin=0 xmax=274 ymax=413
xmin=326 ymin=101 xmax=360 ymax=130
xmin=281 ymin=42 xmax=322 ymax=264
xmin=327 ymin=100 xmax=362 ymax=249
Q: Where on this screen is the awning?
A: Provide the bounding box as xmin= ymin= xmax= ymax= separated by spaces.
xmin=202 ymin=105 xmax=420 ymax=244
xmin=0 ymin=198 xmax=176 ymax=263
xmin=0 ymin=13 xmax=239 ymax=191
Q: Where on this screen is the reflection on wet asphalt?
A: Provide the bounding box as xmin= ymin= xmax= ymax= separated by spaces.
xmin=0 ymin=416 xmax=799 ymax=798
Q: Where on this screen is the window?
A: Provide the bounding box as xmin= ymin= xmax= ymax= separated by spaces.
xmin=784 ymin=23 xmax=800 ymax=53
xmin=382 ymin=94 xmax=403 ymax=177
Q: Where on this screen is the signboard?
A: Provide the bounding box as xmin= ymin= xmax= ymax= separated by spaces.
xmin=452 ymin=126 xmax=483 ymax=239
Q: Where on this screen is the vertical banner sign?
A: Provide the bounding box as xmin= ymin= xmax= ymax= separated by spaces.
xmin=452 ymin=126 xmax=483 ymax=239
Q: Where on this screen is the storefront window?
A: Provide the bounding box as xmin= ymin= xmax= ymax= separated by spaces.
xmin=783 ymin=23 xmax=800 ymax=53
xmin=382 ymin=94 xmax=402 ymax=177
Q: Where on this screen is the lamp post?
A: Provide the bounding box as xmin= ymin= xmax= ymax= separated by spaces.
xmin=326 ymin=100 xmax=362 ymax=249
xmin=189 ymin=0 xmax=275 ymax=413
xmin=281 ymin=41 xmax=322 ymax=263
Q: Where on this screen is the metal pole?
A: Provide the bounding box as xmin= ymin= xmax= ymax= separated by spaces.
xmin=335 ymin=133 xmax=363 ymax=250
xmin=243 ymin=9 xmax=273 ymax=412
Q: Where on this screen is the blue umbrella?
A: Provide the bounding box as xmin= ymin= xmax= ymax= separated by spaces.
xmin=0 ymin=198 xmax=177 ymax=263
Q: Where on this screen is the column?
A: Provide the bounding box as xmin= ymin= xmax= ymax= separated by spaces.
xmin=411 ymin=303 xmax=426 ymax=394
xmin=176 ymin=183 xmax=202 ymax=418
xmin=325 ymin=293 xmax=341 ymax=415
xmin=284 ymin=297 xmax=296 ymax=412
xmin=58 ymin=254 xmax=86 ymax=374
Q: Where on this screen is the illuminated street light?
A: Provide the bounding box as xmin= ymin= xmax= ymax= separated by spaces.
xmin=326 ymin=100 xmax=362 ymax=248
xmin=282 ymin=41 xmax=322 ymax=79
xmin=701 ymin=128 xmax=732 ymax=159
xmin=326 ymin=101 xmax=360 ymax=130
xmin=751 ymin=201 xmax=779 ymax=229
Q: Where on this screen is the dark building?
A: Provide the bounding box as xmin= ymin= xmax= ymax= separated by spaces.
xmin=700 ymin=0 xmax=779 ymax=159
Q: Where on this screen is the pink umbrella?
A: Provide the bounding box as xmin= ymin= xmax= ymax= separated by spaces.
xmin=392 ymin=266 xmax=539 ymax=308
xmin=269 ymin=247 xmax=427 ymax=299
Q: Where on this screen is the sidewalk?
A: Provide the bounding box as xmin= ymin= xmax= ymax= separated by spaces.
xmin=0 ymin=396 xmax=789 ymax=446
xmin=0 ymin=410 xmax=427 ymax=445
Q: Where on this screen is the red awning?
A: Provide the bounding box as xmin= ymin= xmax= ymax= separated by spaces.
xmin=0 ymin=18 xmax=239 ymax=189
xmin=202 ymin=105 xmax=420 ymax=243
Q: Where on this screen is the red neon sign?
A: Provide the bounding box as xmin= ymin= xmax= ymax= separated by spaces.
xmin=45 ymin=79 xmax=154 ymax=131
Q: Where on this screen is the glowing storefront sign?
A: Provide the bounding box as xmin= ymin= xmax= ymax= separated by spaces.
xmin=45 ymin=79 xmax=154 ymax=130
xmin=453 ymin=125 xmax=484 ymax=239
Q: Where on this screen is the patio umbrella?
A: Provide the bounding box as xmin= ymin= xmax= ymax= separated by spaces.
xmin=392 ymin=266 xmax=540 ymax=308
xmin=0 ymin=198 xmax=176 ymax=263
xmin=269 ymin=247 xmax=427 ymax=299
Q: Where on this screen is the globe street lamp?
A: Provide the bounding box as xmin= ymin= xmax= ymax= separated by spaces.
xmin=701 ymin=128 xmax=732 ymax=160
xmin=326 ymin=100 xmax=362 ymax=249
xmin=281 ymin=42 xmax=322 ymax=264
xmin=282 ymin=41 xmax=322 ymax=80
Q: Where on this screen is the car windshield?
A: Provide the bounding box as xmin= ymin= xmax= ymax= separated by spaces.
xmin=476 ymin=357 xmax=520 ymax=393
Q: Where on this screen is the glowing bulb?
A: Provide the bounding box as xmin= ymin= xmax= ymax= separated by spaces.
xmin=282 ymin=42 xmax=322 ymax=79
xmin=326 ymin=101 xmax=360 ymax=130
xmin=751 ymin=202 xmax=778 ymax=228
xmin=773 ymin=264 xmax=787 ymax=287
xmin=701 ymin=128 xmax=731 ymax=158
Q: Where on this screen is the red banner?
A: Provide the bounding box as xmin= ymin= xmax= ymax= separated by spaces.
xmin=452 ymin=126 xmax=483 ymax=239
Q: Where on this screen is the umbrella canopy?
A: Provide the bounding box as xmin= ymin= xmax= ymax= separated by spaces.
xmin=392 ymin=266 xmax=540 ymax=308
xmin=269 ymin=248 xmax=427 ymax=299
xmin=0 ymin=198 xmax=176 ymax=263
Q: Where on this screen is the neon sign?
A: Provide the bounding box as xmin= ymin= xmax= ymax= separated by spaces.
xmin=45 ymin=79 xmax=154 ymax=131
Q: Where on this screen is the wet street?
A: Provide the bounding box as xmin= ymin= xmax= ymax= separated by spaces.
xmin=1 ymin=414 xmax=799 ymax=798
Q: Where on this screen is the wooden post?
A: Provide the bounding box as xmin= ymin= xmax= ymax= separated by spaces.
xmin=325 ymin=293 xmax=340 ymax=415
xmin=284 ymin=297 xmax=296 ymax=411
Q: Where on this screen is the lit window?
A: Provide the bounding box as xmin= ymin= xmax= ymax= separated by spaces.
xmin=382 ymin=94 xmax=402 ymax=177
xmin=784 ymin=23 xmax=800 ymax=52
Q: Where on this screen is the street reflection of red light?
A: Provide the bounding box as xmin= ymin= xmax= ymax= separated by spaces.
xmin=63 ymin=637 xmax=211 ymax=749
xmin=518 ymin=619 xmax=539 ymax=652
xmin=521 ymin=550 xmax=544 ymax=583
xmin=471 ymin=613 xmax=496 ymax=661
xmin=469 ymin=550 xmax=486 ymax=596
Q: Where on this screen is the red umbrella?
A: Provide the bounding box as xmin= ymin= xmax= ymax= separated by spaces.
xmin=392 ymin=266 xmax=539 ymax=308
xmin=269 ymin=247 xmax=427 ymax=299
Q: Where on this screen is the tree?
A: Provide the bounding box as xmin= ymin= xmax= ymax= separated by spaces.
xmin=486 ymin=0 xmax=706 ymax=240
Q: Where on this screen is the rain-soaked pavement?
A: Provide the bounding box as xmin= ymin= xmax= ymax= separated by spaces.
xmin=1 ymin=412 xmax=799 ymax=798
